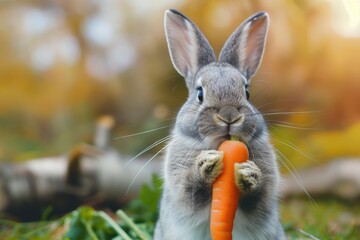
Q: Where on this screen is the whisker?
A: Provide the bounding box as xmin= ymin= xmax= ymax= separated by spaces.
xmin=269 ymin=123 xmax=320 ymax=131
xmin=125 ymin=145 xmax=167 ymax=195
xmin=261 ymin=110 xmax=321 ymax=116
xmin=274 ymin=148 xmax=318 ymax=207
xmin=249 ymin=86 xmax=269 ymax=103
xmin=150 ymin=74 xmax=180 ymax=88
xmin=114 ymin=125 xmax=171 ymax=139
xmin=124 ymin=136 xmax=171 ymax=166
xmin=171 ymin=81 xmax=185 ymax=92
xmin=272 ymin=137 xmax=320 ymax=165
xmin=253 ymin=98 xmax=299 ymax=111
xmin=271 ymin=119 xmax=319 ymax=127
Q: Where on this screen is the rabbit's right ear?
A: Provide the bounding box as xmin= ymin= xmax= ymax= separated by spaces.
xmin=219 ymin=12 xmax=269 ymax=82
xmin=164 ymin=10 xmax=216 ymax=87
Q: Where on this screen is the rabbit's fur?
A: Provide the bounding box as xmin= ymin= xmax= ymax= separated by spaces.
xmin=154 ymin=9 xmax=286 ymax=240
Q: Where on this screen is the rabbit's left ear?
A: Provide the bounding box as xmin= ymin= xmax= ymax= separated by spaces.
xmin=219 ymin=12 xmax=269 ymax=81
xmin=164 ymin=10 xmax=216 ymax=85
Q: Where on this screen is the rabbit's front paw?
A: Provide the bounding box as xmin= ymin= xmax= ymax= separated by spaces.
xmin=235 ymin=161 xmax=261 ymax=192
xmin=196 ymin=150 xmax=224 ymax=183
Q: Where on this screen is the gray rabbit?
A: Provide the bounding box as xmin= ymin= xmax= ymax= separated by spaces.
xmin=154 ymin=9 xmax=286 ymax=240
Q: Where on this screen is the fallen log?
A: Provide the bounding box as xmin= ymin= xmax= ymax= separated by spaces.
xmin=280 ymin=158 xmax=360 ymax=201
xmin=0 ymin=116 xmax=162 ymax=220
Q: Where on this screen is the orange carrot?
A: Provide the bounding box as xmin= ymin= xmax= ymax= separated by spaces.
xmin=210 ymin=139 xmax=249 ymax=240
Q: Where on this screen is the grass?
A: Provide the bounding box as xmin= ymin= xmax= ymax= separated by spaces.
xmin=281 ymin=198 xmax=360 ymax=239
xmin=0 ymin=176 xmax=359 ymax=239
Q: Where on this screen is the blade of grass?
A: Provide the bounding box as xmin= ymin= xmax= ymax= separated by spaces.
xmin=111 ymin=237 xmax=122 ymax=240
xmin=116 ymin=210 xmax=152 ymax=240
xmin=297 ymin=228 xmax=320 ymax=240
xmin=18 ymin=221 xmax=57 ymax=238
xmin=81 ymin=219 xmax=99 ymax=240
xmin=97 ymin=211 xmax=132 ymax=240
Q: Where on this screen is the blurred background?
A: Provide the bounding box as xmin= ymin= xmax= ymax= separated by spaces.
xmin=0 ymin=0 xmax=360 ymax=237
xmin=1 ymin=0 xmax=360 ymax=165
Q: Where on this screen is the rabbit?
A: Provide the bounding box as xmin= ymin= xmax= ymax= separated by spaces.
xmin=154 ymin=9 xmax=286 ymax=240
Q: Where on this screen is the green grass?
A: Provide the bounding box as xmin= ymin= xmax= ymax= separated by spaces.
xmin=281 ymin=198 xmax=360 ymax=239
xmin=0 ymin=176 xmax=359 ymax=239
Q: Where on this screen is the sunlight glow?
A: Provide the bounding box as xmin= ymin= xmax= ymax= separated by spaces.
xmin=332 ymin=0 xmax=360 ymax=37
xmin=344 ymin=0 xmax=360 ymax=27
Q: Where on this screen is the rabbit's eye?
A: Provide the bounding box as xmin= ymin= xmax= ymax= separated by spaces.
xmin=197 ymin=86 xmax=204 ymax=103
xmin=246 ymin=89 xmax=250 ymax=100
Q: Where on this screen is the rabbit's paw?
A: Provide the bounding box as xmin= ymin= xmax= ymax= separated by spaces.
xmin=196 ymin=150 xmax=224 ymax=183
xmin=235 ymin=161 xmax=261 ymax=192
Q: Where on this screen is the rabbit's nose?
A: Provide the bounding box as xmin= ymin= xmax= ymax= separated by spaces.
xmin=215 ymin=106 xmax=244 ymax=126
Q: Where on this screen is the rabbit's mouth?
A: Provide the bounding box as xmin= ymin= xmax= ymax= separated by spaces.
xmin=223 ymin=133 xmax=247 ymax=143
xmin=209 ymin=133 xmax=248 ymax=150
xmin=225 ymin=134 xmax=231 ymax=140
xmin=219 ymin=132 xmax=241 ymax=141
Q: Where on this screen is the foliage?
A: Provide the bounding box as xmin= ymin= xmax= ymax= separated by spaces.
xmin=126 ymin=175 xmax=162 ymax=223
xmin=63 ymin=175 xmax=162 ymax=240
xmin=1 ymin=175 xmax=360 ymax=239
xmin=64 ymin=207 xmax=115 ymax=240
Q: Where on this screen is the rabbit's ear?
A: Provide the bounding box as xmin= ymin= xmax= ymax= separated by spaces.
xmin=219 ymin=12 xmax=269 ymax=81
xmin=164 ymin=10 xmax=216 ymax=84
